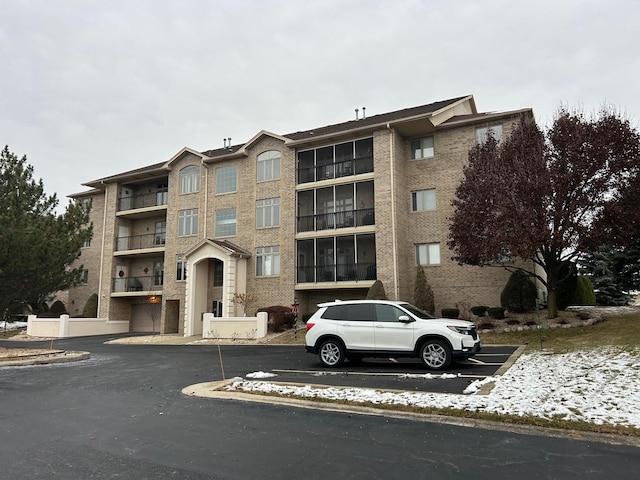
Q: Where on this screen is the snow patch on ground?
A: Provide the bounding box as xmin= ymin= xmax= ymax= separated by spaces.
xmin=229 ymin=347 xmax=640 ymax=428
xmin=0 ymin=321 xmax=28 ymax=331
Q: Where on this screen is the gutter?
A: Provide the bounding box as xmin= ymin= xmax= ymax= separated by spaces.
xmin=387 ymin=124 xmax=400 ymax=300
xmin=98 ymin=181 xmax=108 ymax=316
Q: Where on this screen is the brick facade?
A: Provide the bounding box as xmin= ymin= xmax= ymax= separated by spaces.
xmin=68 ymin=96 xmax=540 ymax=334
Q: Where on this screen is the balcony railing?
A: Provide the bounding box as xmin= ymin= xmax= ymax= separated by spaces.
xmin=115 ymin=233 xmax=166 ymax=252
xmin=297 ymin=262 xmax=377 ymax=283
xmin=112 ymin=275 xmax=163 ymax=293
xmin=118 ymin=190 xmax=168 ymax=212
xmin=297 ymin=207 xmax=375 ymax=233
xmin=297 ymin=156 xmax=374 ymax=184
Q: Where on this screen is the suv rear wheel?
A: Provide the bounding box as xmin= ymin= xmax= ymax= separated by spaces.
xmin=319 ymin=339 xmax=345 ymax=367
xmin=419 ymin=339 xmax=452 ymax=370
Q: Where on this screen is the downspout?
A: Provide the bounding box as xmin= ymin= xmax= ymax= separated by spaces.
xmin=386 ymin=124 xmax=400 ymax=300
xmin=97 ymin=182 xmax=108 ymax=316
xmin=202 ymin=160 xmax=209 ymax=238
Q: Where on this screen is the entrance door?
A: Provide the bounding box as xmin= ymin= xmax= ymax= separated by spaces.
xmin=117 ymin=226 xmax=130 ymax=251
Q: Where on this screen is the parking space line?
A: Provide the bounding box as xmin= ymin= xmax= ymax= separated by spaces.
xmin=271 ymin=369 xmax=492 ymax=380
xmin=465 ymin=358 xmax=504 ymax=366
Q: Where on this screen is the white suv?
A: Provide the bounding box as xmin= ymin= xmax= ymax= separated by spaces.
xmin=305 ymin=300 xmax=480 ymax=370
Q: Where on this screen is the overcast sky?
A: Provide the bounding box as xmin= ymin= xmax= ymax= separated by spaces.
xmin=2 ymin=0 xmax=639 ymax=206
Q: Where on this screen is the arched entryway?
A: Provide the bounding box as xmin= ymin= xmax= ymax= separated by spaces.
xmin=183 ymin=239 xmax=251 ymax=337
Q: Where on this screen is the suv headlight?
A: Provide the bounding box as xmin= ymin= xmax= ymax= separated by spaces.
xmin=447 ymin=326 xmax=471 ymax=335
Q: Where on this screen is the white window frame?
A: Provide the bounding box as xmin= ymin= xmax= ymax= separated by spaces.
xmin=257 ymin=151 xmax=281 ymax=182
xmin=80 ymin=269 xmax=89 ymax=284
xmin=416 ymin=243 xmax=441 ymax=266
xmin=216 ymin=165 xmax=237 ymax=194
xmin=215 ymin=208 xmax=237 ymax=238
xmin=178 ymin=209 xmax=198 ymax=237
xmin=410 ymin=136 xmax=434 ymax=159
xmin=256 ymin=198 xmax=280 ymax=229
xmin=256 ymin=246 xmax=280 ymax=277
xmin=476 ymin=124 xmax=503 ymax=145
xmin=412 ymin=189 xmax=436 ymax=212
xmin=180 ymin=165 xmax=200 ymax=194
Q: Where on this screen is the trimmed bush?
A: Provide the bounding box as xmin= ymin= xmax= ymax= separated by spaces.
xmin=413 ymin=267 xmax=435 ymax=315
xmin=257 ymin=306 xmax=296 ymax=333
xmin=571 ymin=276 xmax=596 ymax=306
xmin=441 ymin=308 xmax=459 ymax=319
xmin=470 ymin=305 xmax=489 ymax=316
xmin=49 ymin=300 xmax=67 ymax=314
xmin=82 ymin=294 xmax=98 ymax=318
xmin=366 ymin=280 xmax=387 ymax=300
xmin=500 ymin=270 xmax=537 ymax=313
xmin=488 ymin=307 xmax=506 ymax=319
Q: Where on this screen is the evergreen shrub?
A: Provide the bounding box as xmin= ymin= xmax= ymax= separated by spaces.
xmin=500 ymin=270 xmax=537 ymax=313
xmin=441 ymin=308 xmax=459 ymax=319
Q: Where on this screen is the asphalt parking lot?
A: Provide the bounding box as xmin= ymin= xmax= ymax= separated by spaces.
xmin=252 ymin=345 xmax=521 ymax=394
xmin=1 ymin=335 xmax=520 ymax=395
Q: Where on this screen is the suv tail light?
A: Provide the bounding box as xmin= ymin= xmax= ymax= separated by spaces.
xmin=306 ymin=322 xmax=315 ymax=331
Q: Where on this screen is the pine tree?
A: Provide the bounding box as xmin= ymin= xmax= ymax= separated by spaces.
xmin=0 ymin=146 xmax=93 ymax=314
xmin=579 ymin=245 xmax=635 ymax=305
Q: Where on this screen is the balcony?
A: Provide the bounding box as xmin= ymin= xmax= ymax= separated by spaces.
xmin=118 ymin=190 xmax=168 ymax=212
xmin=112 ymin=275 xmax=163 ymax=295
xmin=296 ymin=262 xmax=377 ymax=284
xmin=297 ymin=156 xmax=374 ymax=185
xmin=297 ymin=207 xmax=374 ymax=233
xmin=114 ymin=233 xmax=166 ymax=255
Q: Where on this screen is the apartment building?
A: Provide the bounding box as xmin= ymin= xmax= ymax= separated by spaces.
xmin=68 ymin=95 xmax=535 ymax=335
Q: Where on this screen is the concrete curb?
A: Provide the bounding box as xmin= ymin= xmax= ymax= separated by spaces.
xmin=0 ymin=351 xmax=90 ymax=367
xmin=182 ymin=380 xmax=640 ymax=448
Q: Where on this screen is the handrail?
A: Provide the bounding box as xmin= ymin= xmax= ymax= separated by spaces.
xmin=297 ymin=207 xmax=375 ymax=233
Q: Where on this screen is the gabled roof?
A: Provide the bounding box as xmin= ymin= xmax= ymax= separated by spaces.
xmin=201 ymin=130 xmax=289 ymax=163
xmin=185 ymin=238 xmax=252 ymax=258
xmin=82 ymin=147 xmax=205 ymax=188
xmin=200 ymin=96 xmax=473 ymax=159
xmin=281 ymin=96 xmax=471 ymax=143
xmin=76 ymin=95 xmax=529 ymax=190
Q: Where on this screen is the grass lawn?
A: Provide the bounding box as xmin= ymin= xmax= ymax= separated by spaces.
xmin=481 ymin=312 xmax=640 ymax=352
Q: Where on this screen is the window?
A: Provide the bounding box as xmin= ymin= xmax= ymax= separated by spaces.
xmin=375 ymin=304 xmax=405 ymax=323
xmin=80 ymin=269 xmax=89 ymax=284
xmin=412 ymin=189 xmax=436 ymax=211
xmin=256 ymin=198 xmax=280 ymax=228
xmin=476 ymin=124 xmax=503 ymax=145
xmin=216 ymin=165 xmax=237 ymax=194
xmin=180 ymin=166 xmax=200 ymax=194
xmin=176 ymin=255 xmax=187 ymax=281
xmin=178 ymin=209 xmax=198 ymax=237
xmin=410 ymin=137 xmax=434 ymax=159
xmin=256 ymin=246 xmax=280 ymax=276
xmin=83 ymin=237 xmax=91 ymax=248
xmin=215 ymin=208 xmax=237 ymax=237
xmin=257 ymin=151 xmax=281 ymax=182
xmin=416 ymin=243 xmax=441 ymax=265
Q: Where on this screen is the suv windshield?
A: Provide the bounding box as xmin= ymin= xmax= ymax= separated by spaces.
xmin=399 ymin=303 xmax=436 ymax=320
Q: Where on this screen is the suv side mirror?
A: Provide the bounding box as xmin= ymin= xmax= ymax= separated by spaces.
xmin=398 ymin=315 xmax=414 ymax=323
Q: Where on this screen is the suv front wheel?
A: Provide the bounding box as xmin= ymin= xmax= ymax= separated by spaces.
xmin=319 ymin=339 xmax=345 ymax=367
xmin=419 ymin=339 xmax=452 ymax=370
